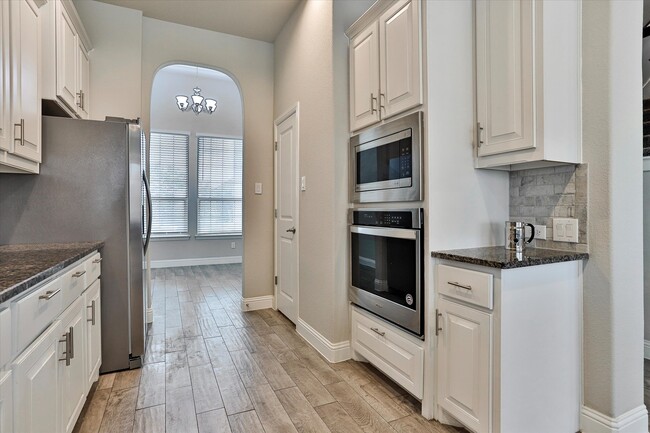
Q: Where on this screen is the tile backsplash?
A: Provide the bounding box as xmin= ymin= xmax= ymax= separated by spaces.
xmin=509 ymin=164 xmax=588 ymax=252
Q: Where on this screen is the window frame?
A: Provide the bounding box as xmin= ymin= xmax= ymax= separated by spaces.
xmin=196 ymin=134 xmax=243 ymax=237
xmin=148 ymin=130 xmax=191 ymax=238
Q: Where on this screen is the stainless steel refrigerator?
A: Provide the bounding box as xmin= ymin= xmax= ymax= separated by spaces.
xmin=0 ymin=115 xmax=152 ymax=372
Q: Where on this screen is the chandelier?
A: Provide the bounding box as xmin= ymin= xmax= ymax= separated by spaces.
xmin=175 ymin=87 xmax=217 ymax=115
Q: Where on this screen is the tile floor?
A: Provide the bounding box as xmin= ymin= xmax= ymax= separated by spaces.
xmin=73 ymin=264 xmax=467 ymax=433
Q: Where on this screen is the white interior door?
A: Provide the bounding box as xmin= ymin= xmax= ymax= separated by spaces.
xmin=275 ymin=109 xmax=299 ymax=324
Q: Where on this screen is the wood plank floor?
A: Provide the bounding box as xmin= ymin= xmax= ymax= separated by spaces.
xmin=73 ymin=264 xmax=467 ymax=433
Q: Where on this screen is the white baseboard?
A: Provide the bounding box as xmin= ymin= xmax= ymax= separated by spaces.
xmin=241 ymin=295 xmax=274 ymax=311
xmin=581 ymin=405 xmax=648 ymax=433
xmin=146 ymin=307 xmax=153 ymax=324
xmin=150 ymin=256 xmax=242 ymax=269
xmin=644 ymin=340 xmax=650 ymax=360
xmin=297 ymin=318 xmax=351 ymax=363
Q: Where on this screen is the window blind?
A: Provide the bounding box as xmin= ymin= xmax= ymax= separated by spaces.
xmin=197 ymin=136 xmax=243 ymax=235
xmin=149 ymin=132 xmax=189 ymax=236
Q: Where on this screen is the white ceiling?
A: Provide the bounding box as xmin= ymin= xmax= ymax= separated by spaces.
xmin=93 ymin=0 xmax=301 ymax=43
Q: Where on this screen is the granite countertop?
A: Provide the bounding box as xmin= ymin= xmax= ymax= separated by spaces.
xmin=431 ymin=246 xmax=588 ymax=269
xmin=0 ymin=241 xmax=104 ymax=304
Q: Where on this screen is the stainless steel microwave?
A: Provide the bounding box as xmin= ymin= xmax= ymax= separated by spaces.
xmin=350 ymin=112 xmax=423 ymax=203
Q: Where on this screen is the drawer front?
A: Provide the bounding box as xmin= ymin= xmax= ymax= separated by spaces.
xmin=14 ymin=277 xmax=64 ymax=353
xmin=85 ymin=252 xmax=101 ymax=285
xmin=63 ymin=262 xmax=88 ymax=307
xmin=0 ymin=308 xmax=10 ymax=367
xmin=438 ymin=265 xmax=493 ymax=309
xmin=351 ymin=308 xmax=424 ymax=398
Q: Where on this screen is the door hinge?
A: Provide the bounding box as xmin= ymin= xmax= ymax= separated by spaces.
xmin=435 ymin=309 xmax=442 ymax=336
xmin=476 ymin=122 xmax=484 ymax=148
xmin=274 ymin=141 xmax=278 ymax=151
xmin=274 ymin=209 xmax=277 ymax=218
xmin=274 ymin=276 xmax=278 ymax=285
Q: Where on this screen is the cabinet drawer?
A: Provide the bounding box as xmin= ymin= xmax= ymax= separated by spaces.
xmin=351 ymin=307 xmax=424 ymax=398
xmin=63 ymin=261 xmax=87 ymax=307
xmin=14 ymin=277 xmax=64 ymax=353
xmin=438 ymin=265 xmax=493 ymax=309
xmin=84 ymin=252 xmax=101 ymax=284
xmin=0 ymin=308 xmax=10 ymax=367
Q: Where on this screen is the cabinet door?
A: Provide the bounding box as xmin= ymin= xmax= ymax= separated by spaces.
xmin=59 ymin=297 xmax=86 ymax=433
xmin=0 ymin=371 xmax=12 ymax=433
xmin=379 ymin=0 xmax=422 ymax=119
xmin=0 ymin=1 xmax=10 ymax=153
xmin=476 ymin=0 xmax=534 ymax=157
xmin=85 ymin=280 xmax=101 ymax=387
xmin=350 ymin=22 xmax=380 ymax=131
xmin=437 ymin=298 xmax=491 ymax=433
xmin=10 ymin=0 xmax=41 ymax=163
xmin=13 ymin=321 xmax=61 ymax=433
xmin=55 ymin=2 xmax=78 ymax=111
xmin=77 ymin=41 xmax=89 ymax=119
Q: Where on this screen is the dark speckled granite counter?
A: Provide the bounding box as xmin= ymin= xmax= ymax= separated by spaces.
xmin=0 ymin=242 xmax=104 ymax=304
xmin=431 ymin=246 xmax=588 ymax=269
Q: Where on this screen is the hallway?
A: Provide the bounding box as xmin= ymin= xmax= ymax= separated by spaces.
xmin=73 ymin=265 xmax=465 ymax=433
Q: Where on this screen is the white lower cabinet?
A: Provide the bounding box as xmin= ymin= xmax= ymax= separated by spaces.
xmin=0 ymin=370 xmax=12 ymax=433
xmin=59 ymin=297 xmax=86 ymax=433
xmin=7 ymin=251 xmax=102 ymax=433
xmin=84 ymin=280 xmax=101 ymax=388
xmin=351 ymin=306 xmax=424 ymax=399
xmin=437 ymin=298 xmax=491 ymax=433
xmin=435 ymin=260 xmax=582 ymax=433
xmin=13 ymin=321 xmax=61 ymax=433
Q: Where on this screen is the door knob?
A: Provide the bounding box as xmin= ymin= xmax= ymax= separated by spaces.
xmin=286 ymin=227 xmax=296 ymax=234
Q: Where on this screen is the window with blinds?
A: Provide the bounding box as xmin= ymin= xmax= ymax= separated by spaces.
xmin=197 ymin=136 xmax=243 ymax=236
xmin=149 ymin=132 xmax=189 ymax=236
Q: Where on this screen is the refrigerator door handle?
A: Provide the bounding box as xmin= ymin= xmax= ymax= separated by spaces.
xmin=142 ymin=170 xmax=153 ymax=255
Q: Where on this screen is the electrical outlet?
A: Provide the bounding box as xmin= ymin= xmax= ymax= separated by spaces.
xmin=534 ymin=225 xmax=546 ymax=240
xmin=231 ymin=242 xmax=236 ymax=249
xmin=553 ymin=218 xmax=578 ymax=243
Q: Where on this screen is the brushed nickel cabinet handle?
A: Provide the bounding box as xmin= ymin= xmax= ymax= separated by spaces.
xmin=39 ymin=288 xmax=61 ymax=300
xmin=76 ymin=91 xmax=82 ymax=108
xmin=72 ymin=270 xmax=86 ymax=278
xmin=370 ymin=327 xmax=385 ymax=337
xmin=14 ymin=119 xmax=24 ymax=146
xmin=379 ymin=93 xmax=386 ymax=112
xmin=370 ymin=93 xmax=378 ymax=114
xmin=59 ymin=331 xmax=71 ymax=366
xmin=87 ymin=300 xmax=96 ymax=325
xmin=92 ymin=257 xmax=102 ymax=264
xmin=435 ymin=309 xmax=442 ymax=336
xmin=477 ymin=122 xmax=484 ymax=148
xmin=448 ymin=281 xmax=472 ymax=291
xmin=69 ymin=326 xmax=74 ymax=359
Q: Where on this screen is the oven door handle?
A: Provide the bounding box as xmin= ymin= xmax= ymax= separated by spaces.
xmin=350 ymin=225 xmax=417 ymax=240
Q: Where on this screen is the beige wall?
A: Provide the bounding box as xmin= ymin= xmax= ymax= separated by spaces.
xmin=274 ymin=0 xmax=372 ymax=343
xmin=582 ymin=0 xmax=645 ymax=422
xmin=141 ymin=17 xmax=274 ymax=299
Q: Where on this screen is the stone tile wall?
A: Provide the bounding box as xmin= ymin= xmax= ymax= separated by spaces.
xmin=509 ymin=164 xmax=588 ymax=252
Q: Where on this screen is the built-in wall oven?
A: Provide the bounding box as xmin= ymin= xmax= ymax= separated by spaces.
xmin=351 ymin=111 xmax=423 ymax=203
xmin=349 ymin=208 xmax=424 ymax=337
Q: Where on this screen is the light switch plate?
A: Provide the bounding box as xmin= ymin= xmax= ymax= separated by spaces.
xmin=300 ymin=176 xmax=306 ymax=191
xmin=534 ymin=225 xmax=547 ymax=240
xmin=553 ymin=218 xmax=578 ymax=243
xmin=255 ymin=183 xmax=262 ymax=195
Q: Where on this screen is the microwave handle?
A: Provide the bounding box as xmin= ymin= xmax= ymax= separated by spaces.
xmin=350 ymin=225 xmax=417 ymax=240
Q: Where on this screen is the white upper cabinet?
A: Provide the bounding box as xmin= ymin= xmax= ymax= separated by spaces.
xmin=350 ymin=23 xmax=380 ymax=131
xmin=41 ymin=0 xmax=91 ymax=119
xmin=379 ymin=0 xmax=421 ymax=119
xmin=348 ymin=0 xmax=422 ymax=132
xmin=0 ymin=1 xmax=10 ymax=154
xmin=55 ymin=2 xmax=78 ymax=111
xmin=475 ymin=0 xmax=581 ymax=170
xmin=10 ymin=0 xmax=42 ymax=165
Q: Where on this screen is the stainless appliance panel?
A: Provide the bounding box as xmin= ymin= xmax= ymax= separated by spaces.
xmin=351 ymin=111 xmax=423 ymax=203
xmin=0 ymin=116 xmax=146 ymax=372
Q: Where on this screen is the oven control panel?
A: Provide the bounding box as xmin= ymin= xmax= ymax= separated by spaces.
xmin=352 ymin=209 xmax=422 ymax=229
